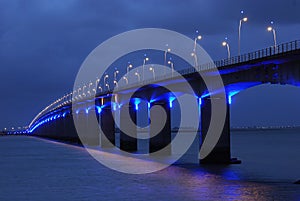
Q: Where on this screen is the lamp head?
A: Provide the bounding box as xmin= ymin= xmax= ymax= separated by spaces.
xmin=267 ymin=26 xmax=273 ymax=32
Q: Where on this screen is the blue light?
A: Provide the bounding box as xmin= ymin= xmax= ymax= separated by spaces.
xmin=169 ymin=97 xmax=176 ymax=108
xmin=198 ymin=98 xmax=202 ymax=106
xmin=228 ymin=96 xmax=232 ymax=105
xmin=228 ymin=91 xmax=241 ymax=105
xmin=96 ymin=106 xmax=102 ymax=114
xmin=133 ymin=98 xmax=141 ymax=111
xmin=148 ymin=102 xmax=151 ymax=109
xmin=85 ymin=108 xmax=89 ymax=114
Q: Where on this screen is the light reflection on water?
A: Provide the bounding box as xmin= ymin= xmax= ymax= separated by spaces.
xmin=0 ymin=130 xmax=299 ymax=201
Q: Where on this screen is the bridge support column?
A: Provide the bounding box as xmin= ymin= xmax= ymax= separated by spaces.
xmin=149 ymin=101 xmax=171 ymax=155
xmin=200 ymin=96 xmax=238 ymax=164
xmin=119 ymin=102 xmax=137 ymax=152
xmin=64 ymin=112 xmax=80 ymax=143
xmin=86 ymin=107 xmax=100 ymax=146
xmin=75 ymin=109 xmax=88 ymax=144
xmin=100 ymin=105 xmax=115 ymax=148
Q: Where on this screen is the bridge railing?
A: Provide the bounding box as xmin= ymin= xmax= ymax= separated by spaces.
xmin=211 ymin=40 xmax=299 ymax=68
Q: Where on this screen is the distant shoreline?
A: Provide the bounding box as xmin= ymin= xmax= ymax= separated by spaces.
xmin=231 ymin=126 xmax=300 ymax=132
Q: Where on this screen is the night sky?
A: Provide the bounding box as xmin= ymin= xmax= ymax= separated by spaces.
xmin=1 ymin=0 xmax=300 ymax=129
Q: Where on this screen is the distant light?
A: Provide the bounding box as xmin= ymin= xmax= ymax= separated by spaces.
xmin=243 ymin=17 xmax=248 ymax=22
xmin=222 ymin=41 xmax=227 ymax=46
xmin=197 ymin=35 xmax=202 ymax=40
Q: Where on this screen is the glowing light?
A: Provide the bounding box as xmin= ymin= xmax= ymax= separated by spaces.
xmin=267 ymin=26 xmax=273 ymax=32
xmin=228 ymin=91 xmax=241 ymax=105
xmin=169 ymin=97 xmax=176 ymax=108
xmin=134 ymin=98 xmax=141 ymax=111
xmin=96 ymin=106 xmax=102 ymax=114
xmin=228 ymin=96 xmax=232 ymax=105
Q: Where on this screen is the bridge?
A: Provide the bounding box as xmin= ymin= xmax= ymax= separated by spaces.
xmin=24 ymin=40 xmax=300 ymax=164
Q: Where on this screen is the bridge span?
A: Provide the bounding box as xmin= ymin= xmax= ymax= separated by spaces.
xmin=27 ymin=40 xmax=300 ymax=164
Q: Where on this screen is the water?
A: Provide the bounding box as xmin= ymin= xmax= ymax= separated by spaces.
xmin=0 ymin=130 xmax=299 ymax=201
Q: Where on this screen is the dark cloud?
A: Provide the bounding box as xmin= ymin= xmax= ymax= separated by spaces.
xmin=0 ymin=0 xmax=299 ymax=128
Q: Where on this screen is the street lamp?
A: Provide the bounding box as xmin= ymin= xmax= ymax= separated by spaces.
xmin=127 ymin=64 xmax=133 ymax=74
xmin=123 ymin=76 xmax=128 ymax=84
xmin=135 ymin=72 xmax=141 ymax=82
xmin=82 ymin=84 xmax=87 ymax=97
xmin=267 ymin=26 xmax=277 ymax=49
xmin=164 ymin=48 xmax=171 ymax=65
xmin=142 ymin=57 xmax=149 ymax=81
xmin=168 ymin=61 xmax=174 ymax=77
xmin=105 ymin=83 xmax=110 ymax=91
xmin=95 ymin=78 xmax=100 ymax=93
xmin=193 ymin=35 xmax=202 ymax=52
xmin=104 ymin=74 xmax=109 ymax=87
xmin=113 ymin=80 xmax=118 ymax=88
xmin=222 ymin=41 xmax=231 ymax=59
xmin=149 ymin=67 xmax=155 ymax=80
xmin=114 ymin=70 xmax=119 ymax=81
xmin=238 ymin=16 xmax=248 ymax=55
xmin=88 ymin=82 xmax=93 ymax=97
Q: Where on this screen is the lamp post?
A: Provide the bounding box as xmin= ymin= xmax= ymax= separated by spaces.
xmin=114 ymin=80 xmax=118 ymax=88
xmin=167 ymin=61 xmax=174 ymax=77
xmin=142 ymin=57 xmax=149 ymax=81
xmin=222 ymin=41 xmax=231 ymax=59
xmin=127 ymin=64 xmax=133 ymax=74
xmin=267 ymin=26 xmax=277 ymax=49
xmin=238 ymin=17 xmax=248 ymax=55
xmin=114 ymin=70 xmax=119 ymax=81
xmin=123 ymin=76 xmax=128 ymax=84
xmin=193 ymin=35 xmax=202 ymax=52
xmin=95 ymin=78 xmax=101 ymax=93
xmin=191 ymin=52 xmax=198 ymax=67
xmin=164 ymin=48 xmax=171 ymax=75
xmin=104 ymin=74 xmax=109 ymax=87
xmin=82 ymin=84 xmax=87 ymax=97
xmin=88 ymin=82 xmax=93 ymax=97
xmin=105 ymin=83 xmax=110 ymax=91
xmin=149 ymin=67 xmax=155 ymax=80
xmin=135 ymin=72 xmax=141 ymax=82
